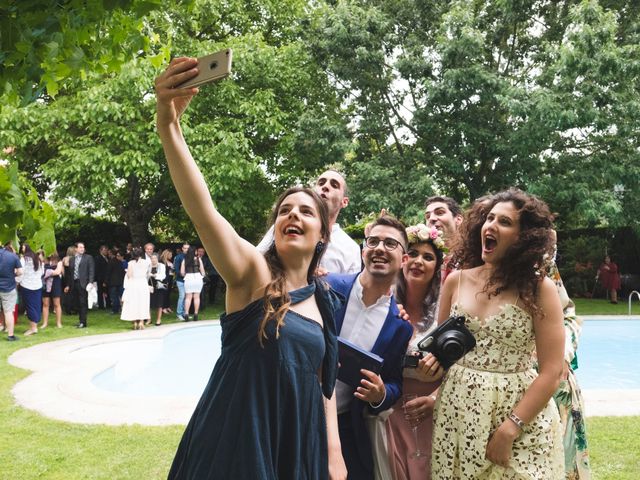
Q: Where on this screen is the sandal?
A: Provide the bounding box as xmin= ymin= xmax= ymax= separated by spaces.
xmin=25 ymin=330 xmax=38 ymax=336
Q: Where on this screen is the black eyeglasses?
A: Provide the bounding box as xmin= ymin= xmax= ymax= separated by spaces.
xmin=364 ymin=236 xmax=405 ymax=252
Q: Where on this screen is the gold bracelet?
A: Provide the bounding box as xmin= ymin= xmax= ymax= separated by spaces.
xmin=508 ymin=412 xmax=525 ymax=430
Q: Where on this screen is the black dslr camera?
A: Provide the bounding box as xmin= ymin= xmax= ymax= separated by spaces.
xmin=403 ymin=315 xmax=476 ymax=369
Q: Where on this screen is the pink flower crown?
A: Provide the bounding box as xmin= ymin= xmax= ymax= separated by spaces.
xmin=405 ymin=223 xmax=448 ymax=253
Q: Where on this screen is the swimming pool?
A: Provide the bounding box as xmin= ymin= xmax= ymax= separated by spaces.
xmin=10 ymin=317 xmax=640 ymax=425
xmin=90 ymin=319 xmax=640 ymax=397
xmin=575 ymin=319 xmax=640 ymax=389
xmin=92 ymin=325 xmax=222 ymax=396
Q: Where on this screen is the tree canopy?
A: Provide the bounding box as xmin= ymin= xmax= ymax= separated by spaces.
xmin=1 ymin=0 xmax=350 ymax=245
xmin=2 ymin=0 xmax=638 ymax=251
xmin=310 ymin=0 xmax=640 ymax=230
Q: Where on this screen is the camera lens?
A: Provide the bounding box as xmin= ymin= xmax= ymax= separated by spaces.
xmin=437 ymin=331 xmax=467 ymax=364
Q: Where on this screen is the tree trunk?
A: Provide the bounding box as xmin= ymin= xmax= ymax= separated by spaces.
xmin=124 ymin=210 xmax=151 ymax=247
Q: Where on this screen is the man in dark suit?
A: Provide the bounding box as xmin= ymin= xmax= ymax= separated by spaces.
xmin=325 ymin=215 xmax=413 ymax=479
xmin=95 ymin=245 xmax=110 ymax=309
xmin=64 ymin=241 xmax=95 ymax=328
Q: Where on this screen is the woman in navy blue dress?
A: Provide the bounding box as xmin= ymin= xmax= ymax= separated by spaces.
xmin=156 ymin=57 xmax=346 ymax=480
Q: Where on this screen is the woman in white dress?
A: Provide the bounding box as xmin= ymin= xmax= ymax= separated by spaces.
xmin=120 ymin=247 xmax=151 ymax=330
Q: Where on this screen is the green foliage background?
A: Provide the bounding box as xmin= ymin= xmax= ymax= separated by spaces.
xmin=1 ymin=0 xmax=639 ymax=260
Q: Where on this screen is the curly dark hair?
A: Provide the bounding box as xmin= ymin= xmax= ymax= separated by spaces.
xmin=395 ymin=239 xmax=443 ymax=328
xmin=452 ymin=188 xmax=555 ymax=316
xmin=259 ymin=187 xmax=330 ymax=345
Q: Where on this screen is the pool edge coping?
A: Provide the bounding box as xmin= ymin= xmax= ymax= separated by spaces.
xmin=8 ymin=319 xmax=221 ymax=426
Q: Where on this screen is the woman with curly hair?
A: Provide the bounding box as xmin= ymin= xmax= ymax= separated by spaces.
xmin=156 ymin=57 xmax=345 ymax=479
xmin=428 ymin=189 xmax=565 ymax=479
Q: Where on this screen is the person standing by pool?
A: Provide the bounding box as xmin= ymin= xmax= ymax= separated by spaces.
xmin=173 ymin=242 xmax=190 ymax=321
xmin=64 ymin=242 xmax=95 ymax=329
xmin=120 ymin=247 xmax=151 ymax=330
xmin=41 ymin=252 xmax=64 ymax=328
xmin=19 ymin=244 xmax=44 ymax=336
xmin=429 ymin=189 xmax=565 ymax=479
xmin=180 ymin=246 xmax=204 ymax=322
xmin=156 ymin=57 xmax=345 ymax=479
xmin=598 ymin=255 xmax=621 ymax=304
xmin=159 ymin=249 xmax=174 ymax=314
xmin=149 ymin=253 xmax=167 ymax=326
xmin=0 ymin=242 xmax=23 ymax=341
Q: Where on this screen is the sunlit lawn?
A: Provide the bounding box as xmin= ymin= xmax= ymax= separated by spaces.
xmin=0 ymin=299 xmax=638 ymax=479
xmin=574 ymin=296 xmax=640 ymax=316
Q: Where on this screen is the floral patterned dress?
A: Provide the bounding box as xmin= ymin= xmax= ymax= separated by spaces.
xmin=431 ymin=298 xmax=564 ymax=479
xmin=548 ymin=261 xmax=591 ymax=479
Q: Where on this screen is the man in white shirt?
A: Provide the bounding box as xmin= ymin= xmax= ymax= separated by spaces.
xmin=424 ymin=195 xmax=463 ymax=283
xmin=256 ymin=170 xmax=361 ymax=274
xmin=325 ymin=215 xmax=413 ymax=479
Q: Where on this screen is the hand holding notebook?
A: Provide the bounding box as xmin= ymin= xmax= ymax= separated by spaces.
xmin=337 ymin=337 xmax=384 ymax=390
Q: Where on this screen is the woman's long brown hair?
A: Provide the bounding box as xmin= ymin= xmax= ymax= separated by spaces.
xmin=258 ymin=187 xmax=330 ymax=345
xmin=452 ymin=188 xmax=555 ymax=317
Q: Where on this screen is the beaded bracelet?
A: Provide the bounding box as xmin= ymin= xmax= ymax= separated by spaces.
xmin=508 ymin=412 xmax=526 ymax=430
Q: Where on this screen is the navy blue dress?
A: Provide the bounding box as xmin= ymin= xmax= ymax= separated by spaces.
xmin=168 ymin=279 xmax=341 ymax=480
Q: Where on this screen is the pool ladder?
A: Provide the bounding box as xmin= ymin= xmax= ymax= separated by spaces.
xmin=629 ymin=290 xmax=640 ymax=315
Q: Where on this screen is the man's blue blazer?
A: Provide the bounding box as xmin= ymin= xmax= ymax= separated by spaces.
xmin=326 ymin=272 xmax=413 ymax=472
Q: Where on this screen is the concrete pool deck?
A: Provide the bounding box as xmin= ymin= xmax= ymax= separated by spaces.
xmin=8 ymin=321 xmax=219 ymax=426
xmin=7 ymin=316 xmax=640 ymax=425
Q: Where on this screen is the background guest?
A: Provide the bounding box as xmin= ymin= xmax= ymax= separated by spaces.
xmin=173 ymin=242 xmax=189 ymax=321
xmin=95 ymin=245 xmax=110 ymax=310
xmin=19 ymin=243 xmax=44 ymax=336
xmin=0 ymin=242 xmax=23 ymax=341
xmin=149 ymin=253 xmax=167 ymax=326
xmin=106 ymin=249 xmax=126 ymax=314
xmin=64 ymin=242 xmax=95 ymax=329
xmin=159 ymin=249 xmax=174 ymax=314
xmin=120 ymin=247 xmax=150 ymax=330
xmin=598 ymin=255 xmax=621 ymax=304
xmin=61 ymin=245 xmax=76 ymax=315
xmin=181 ymin=246 xmax=204 ymax=321
xmin=41 ymin=252 xmax=63 ymax=328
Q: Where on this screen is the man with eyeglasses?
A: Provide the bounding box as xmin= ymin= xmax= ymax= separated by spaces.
xmin=256 ymin=170 xmax=361 ymax=274
xmin=324 ymin=215 xmax=413 ymax=479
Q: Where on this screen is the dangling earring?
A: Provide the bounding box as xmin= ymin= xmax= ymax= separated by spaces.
xmin=315 ymin=241 xmax=325 ymax=255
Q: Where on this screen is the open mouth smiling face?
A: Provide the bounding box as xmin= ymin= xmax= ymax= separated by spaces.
xmin=481 ymin=201 xmax=520 ymax=262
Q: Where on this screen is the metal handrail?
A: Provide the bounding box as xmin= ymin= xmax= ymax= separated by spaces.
xmin=629 ymin=290 xmax=640 ymax=315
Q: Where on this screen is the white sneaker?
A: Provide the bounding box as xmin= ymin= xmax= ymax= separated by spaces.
xmin=177 ymin=315 xmax=186 ymax=321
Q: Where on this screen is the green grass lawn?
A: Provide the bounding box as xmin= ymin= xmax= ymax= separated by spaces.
xmin=574 ymin=296 xmax=640 ymax=316
xmin=1 ymin=299 xmax=639 ymax=479
xmin=0 ymin=302 xmax=223 ymax=480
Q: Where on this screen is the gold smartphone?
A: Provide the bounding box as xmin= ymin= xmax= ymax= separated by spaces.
xmin=178 ymin=48 xmax=233 ymax=88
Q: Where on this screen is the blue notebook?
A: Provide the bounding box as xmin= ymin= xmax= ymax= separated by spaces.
xmin=337 ymin=337 xmax=384 ymax=389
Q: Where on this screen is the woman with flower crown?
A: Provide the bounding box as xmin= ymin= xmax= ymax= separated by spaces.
xmin=376 ymin=223 xmax=446 ymax=480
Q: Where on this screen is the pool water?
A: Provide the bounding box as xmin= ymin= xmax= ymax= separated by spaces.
xmin=91 ymin=319 xmax=640 ymax=397
xmin=575 ymin=319 xmax=640 ymax=389
xmin=93 ymin=325 xmax=222 ymax=396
